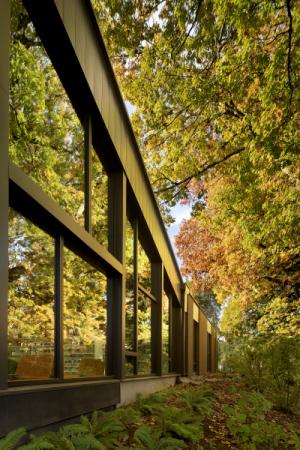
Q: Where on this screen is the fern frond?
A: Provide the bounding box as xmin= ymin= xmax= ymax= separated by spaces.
xmin=36 ymin=431 xmax=75 ymax=450
xmin=112 ymin=407 xmax=141 ymax=426
xmin=0 ymin=427 xmax=27 ymax=450
xmin=61 ymin=423 xmax=89 ymax=437
xmin=80 ymin=415 xmax=92 ymax=432
xmin=70 ymin=433 xmax=105 ymax=450
xmin=18 ymin=434 xmax=54 ymax=450
xmin=178 ymin=387 xmax=215 ymax=416
xmin=169 ymin=422 xmax=203 ymax=443
xmin=134 ymin=426 xmax=161 ymax=450
xmin=157 ymin=436 xmax=187 ymax=450
xmin=91 ymin=411 xmax=100 ymax=429
xmin=135 ymin=393 xmax=167 ymax=415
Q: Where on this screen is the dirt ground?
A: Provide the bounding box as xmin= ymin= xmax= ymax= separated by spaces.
xmin=166 ymin=374 xmax=300 ymax=450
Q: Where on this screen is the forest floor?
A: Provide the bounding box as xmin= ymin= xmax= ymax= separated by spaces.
xmin=3 ymin=373 xmax=300 ymax=449
xmin=185 ymin=373 xmax=300 ymax=449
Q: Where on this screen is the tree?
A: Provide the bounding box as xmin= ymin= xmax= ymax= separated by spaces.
xmin=93 ymin=0 xmax=300 ymax=335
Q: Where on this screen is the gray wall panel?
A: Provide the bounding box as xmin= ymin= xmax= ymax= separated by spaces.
xmin=0 ymin=381 xmax=120 ymax=436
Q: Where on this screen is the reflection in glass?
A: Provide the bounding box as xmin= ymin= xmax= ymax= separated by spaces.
xmin=162 ymin=292 xmax=170 ymax=373
xmin=91 ymin=149 xmax=108 ymax=246
xmin=10 ymin=0 xmax=85 ymax=225
xmin=64 ymin=248 xmax=107 ymax=378
xmin=125 ymin=355 xmax=135 ymax=376
xmin=8 ymin=209 xmax=55 ymax=380
xmin=137 ymin=291 xmax=152 ymax=374
xmin=138 ymin=241 xmax=151 ymax=291
xmin=125 ymin=221 xmax=135 ymax=353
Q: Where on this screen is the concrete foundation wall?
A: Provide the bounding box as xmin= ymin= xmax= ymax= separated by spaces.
xmin=119 ymin=375 xmax=177 ymax=406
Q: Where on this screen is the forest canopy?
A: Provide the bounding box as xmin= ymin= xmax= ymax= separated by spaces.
xmin=92 ymin=0 xmax=300 ymax=337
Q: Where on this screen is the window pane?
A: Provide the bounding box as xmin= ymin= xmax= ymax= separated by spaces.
xmin=10 ymin=0 xmax=85 ymax=225
xmin=125 ymin=356 xmax=135 ymax=376
xmin=125 ymin=221 xmax=135 ymax=352
xmin=162 ymin=292 xmax=170 ymax=373
xmin=8 ymin=209 xmax=55 ymax=381
xmin=138 ymin=241 xmax=151 ymax=291
xmin=91 ymin=149 xmax=108 ymax=246
xmin=64 ymin=248 xmax=107 ymax=378
xmin=137 ymin=291 xmax=151 ymax=374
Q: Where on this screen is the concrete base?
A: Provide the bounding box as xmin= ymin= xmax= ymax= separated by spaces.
xmin=119 ymin=375 xmax=177 ymax=406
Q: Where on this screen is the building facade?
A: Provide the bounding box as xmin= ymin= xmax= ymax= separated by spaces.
xmin=0 ymin=0 xmax=218 ymax=435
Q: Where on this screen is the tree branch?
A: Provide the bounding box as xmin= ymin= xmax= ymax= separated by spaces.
xmin=155 ymin=146 xmax=245 ymax=194
xmin=172 ymin=0 xmax=203 ymax=56
xmin=286 ymin=0 xmax=294 ymax=106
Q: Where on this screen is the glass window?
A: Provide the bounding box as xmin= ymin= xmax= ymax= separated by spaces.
xmin=137 ymin=291 xmax=152 ymax=374
xmin=138 ymin=241 xmax=151 ymax=291
xmin=10 ymin=0 xmax=85 ymax=225
xmin=125 ymin=220 xmax=135 ymax=353
xmin=64 ymin=248 xmax=107 ymax=378
xmin=91 ymin=149 xmax=108 ymax=246
xmin=125 ymin=355 xmax=135 ymax=376
xmin=8 ymin=209 xmax=55 ymax=381
xmin=162 ymin=292 xmax=170 ymax=373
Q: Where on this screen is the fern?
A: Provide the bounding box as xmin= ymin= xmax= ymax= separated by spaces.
xmin=178 ymin=387 xmax=215 ymax=416
xmin=168 ymin=422 xmax=201 ymax=443
xmin=61 ymin=424 xmax=89 ymax=437
xmin=133 ymin=426 xmax=185 ymax=450
xmin=156 ymin=436 xmax=187 ymax=450
xmin=135 ymin=392 xmax=169 ymax=415
xmin=78 ymin=411 xmax=127 ymax=448
xmin=33 ymin=431 xmax=75 ymax=450
xmin=18 ymin=435 xmax=54 ymax=450
xmin=70 ymin=433 xmax=105 ymax=450
xmin=0 ymin=427 xmax=26 ymax=450
xmin=158 ymin=407 xmax=203 ymax=443
xmin=134 ymin=426 xmax=160 ymax=449
xmin=80 ymin=415 xmax=92 ymax=432
xmin=111 ymin=406 xmax=141 ymax=427
xmin=18 ymin=431 xmax=76 ymax=450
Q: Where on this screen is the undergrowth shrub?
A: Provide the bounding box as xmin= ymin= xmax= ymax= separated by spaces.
xmin=224 ymin=390 xmax=300 ymax=450
xmin=221 ymin=335 xmax=300 ymax=412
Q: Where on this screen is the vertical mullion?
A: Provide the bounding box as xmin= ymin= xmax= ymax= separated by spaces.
xmin=186 ymin=295 xmax=194 ymax=377
xmin=168 ymin=297 xmax=171 ymax=373
xmin=181 ymin=286 xmax=187 ymax=376
xmin=197 ymin=310 xmax=201 ymax=375
xmin=133 ymin=219 xmax=138 ymax=375
xmin=169 ymin=297 xmax=173 ymax=372
xmin=84 ymin=115 xmax=92 ymax=233
xmin=151 ymin=262 xmax=163 ymax=376
xmin=107 ymin=171 xmax=126 ymax=378
xmin=55 ymin=236 xmax=64 ymax=380
xmin=0 ymin=0 xmax=10 ymax=390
